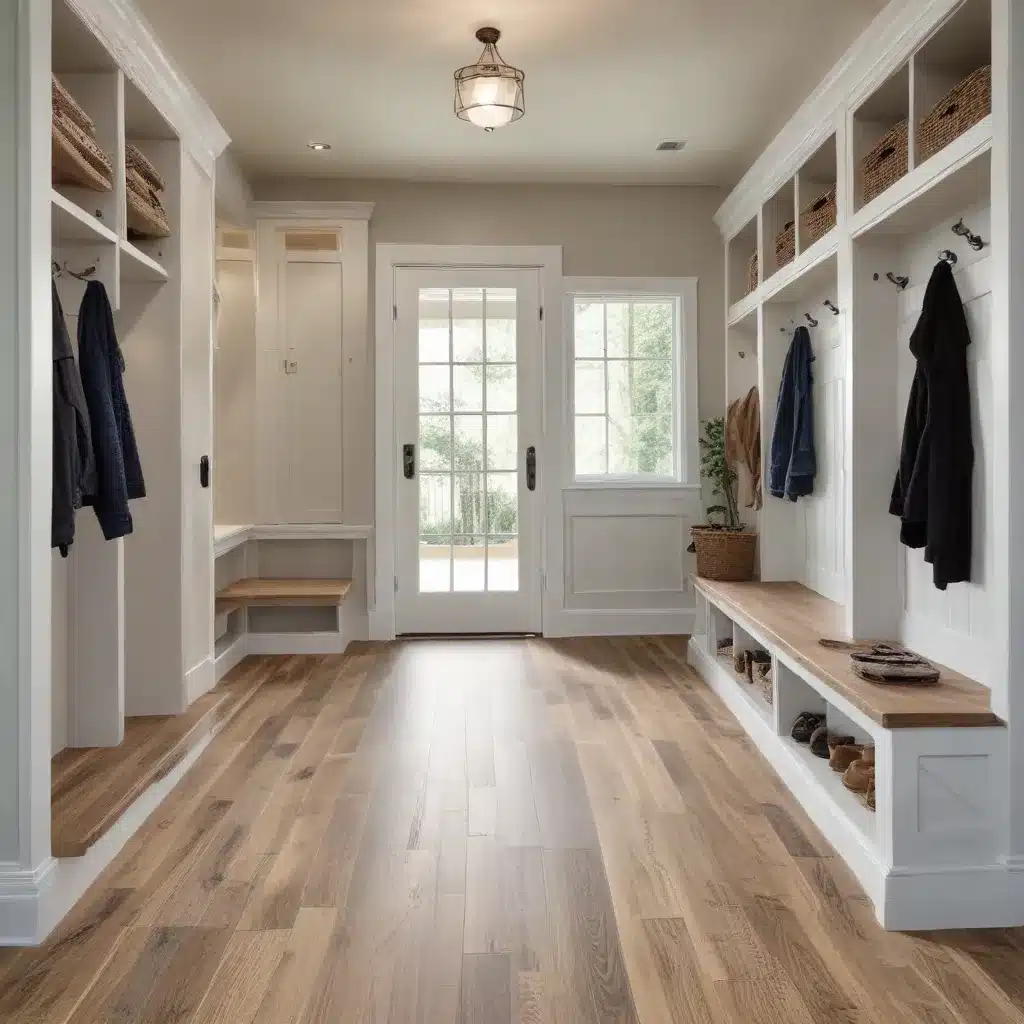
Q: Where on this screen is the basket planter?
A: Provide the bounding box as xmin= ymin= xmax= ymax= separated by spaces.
xmin=691 ymin=526 xmax=757 ymax=582
xmin=746 ymin=251 xmax=758 ymax=295
xmin=774 ymin=220 xmax=796 ymax=269
xmin=918 ymin=65 xmax=991 ymax=164
xmin=860 ymin=120 xmax=908 ymax=205
xmin=800 ymin=185 xmax=837 ymax=248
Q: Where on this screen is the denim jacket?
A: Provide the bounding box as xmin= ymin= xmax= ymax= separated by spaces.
xmin=768 ymin=326 xmax=815 ymax=501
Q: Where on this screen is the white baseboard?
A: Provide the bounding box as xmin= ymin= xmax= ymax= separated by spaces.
xmin=185 ymin=656 xmax=215 ymax=705
xmin=247 ymin=632 xmax=349 ymax=655
xmin=214 ymin=634 xmax=250 ymax=683
xmin=883 ymin=863 xmax=1022 ymax=930
xmin=544 ymin=607 xmax=693 ymax=638
xmin=0 ymin=728 xmax=214 ymax=946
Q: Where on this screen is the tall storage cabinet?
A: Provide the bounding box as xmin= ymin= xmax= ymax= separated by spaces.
xmin=699 ymin=0 xmax=1024 ymax=930
xmin=0 ymin=0 xmax=228 ymax=944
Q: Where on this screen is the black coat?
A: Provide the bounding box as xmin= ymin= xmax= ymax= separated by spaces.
xmin=78 ymin=281 xmax=146 ymax=540
xmin=889 ymin=260 xmax=973 ymax=590
xmin=52 ymin=282 xmax=96 ymax=555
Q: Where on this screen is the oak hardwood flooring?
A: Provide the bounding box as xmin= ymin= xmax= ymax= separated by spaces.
xmin=5 ymin=638 xmax=1024 ymax=1022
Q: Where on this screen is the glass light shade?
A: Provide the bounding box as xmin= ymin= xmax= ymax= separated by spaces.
xmin=460 ymin=75 xmax=520 ymax=129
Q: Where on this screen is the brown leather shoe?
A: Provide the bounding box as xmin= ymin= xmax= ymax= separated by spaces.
xmin=829 ymin=744 xmax=863 ymax=773
xmin=843 ymin=759 xmax=875 ymax=794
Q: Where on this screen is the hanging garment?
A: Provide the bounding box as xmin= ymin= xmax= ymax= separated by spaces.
xmin=78 ymin=280 xmax=146 ymax=541
xmin=52 ymin=281 xmax=96 ymax=556
xmin=889 ymin=260 xmax=973 ymax=590
xmin=726 ymin=385 xmax=762 ymax=509
xmin=768 ymin=326 xmax=815 ymax=501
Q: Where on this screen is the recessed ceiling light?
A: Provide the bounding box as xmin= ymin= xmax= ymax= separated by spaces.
xmin=656 ymin=140 xmax=686 ymax=152
xmin=307 ymin=141 xmax=332 ymax=151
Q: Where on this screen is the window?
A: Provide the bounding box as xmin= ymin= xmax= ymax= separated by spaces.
xmin=568 ymin=280 xmax=695 ymax=483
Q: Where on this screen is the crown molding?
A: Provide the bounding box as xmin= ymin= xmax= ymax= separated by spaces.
xmin=68 ymin=0 xmax=230 ymax=173
xmin=249 ymin=201 xmax=377 ymax=222
xmin=715 ymin=0 xmax=962 ymax=239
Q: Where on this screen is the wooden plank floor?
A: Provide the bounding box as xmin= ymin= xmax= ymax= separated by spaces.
xmin=4 ymin=637 xmax=1024 ymax=1022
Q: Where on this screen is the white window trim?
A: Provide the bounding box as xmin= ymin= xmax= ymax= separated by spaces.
xmin=563 ymin=276 xmax=699 ymax=488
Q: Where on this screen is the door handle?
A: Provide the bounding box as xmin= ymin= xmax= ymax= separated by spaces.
xmin=526 ymin=446 xmax=536 ymax=491
xmin=403 ymin=443 xmax=416 ymax=480
xmin=200 ymin=455 xmax=210 ymax=489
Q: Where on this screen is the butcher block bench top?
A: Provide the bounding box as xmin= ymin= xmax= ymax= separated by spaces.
xmin=217 ymin=578 xmax=352 ymax=607
xmin=692 ymin=578 xmax=1002 ymax=729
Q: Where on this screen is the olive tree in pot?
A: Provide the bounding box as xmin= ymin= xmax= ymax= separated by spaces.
xmin=688 ymin=417 xmax=757 ymax=581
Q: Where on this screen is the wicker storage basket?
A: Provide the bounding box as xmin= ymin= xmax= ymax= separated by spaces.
xmin=691 ymin=527 xmax=757 ymax=582
xmin=52 ymin=74 xmax=94 ymax=133
xmin=746 ymin=251 xmax=758 ymax=295
xmin=861 ymin=120 xmax=909 ymax=205
xmin=800 ymin=185 xmax=837 ymax=248
xmin=774 ymin=220 xmax=796 ymax=269
xmin=918 ymin=65 xmax=991 ymax=164
xmin=52 ymin=112 xmax=113 ymax=192
xmin=127 ymin=179 xmax=171 ymax=239
xmin=755 ymin=662 xmax=773 ymax=705
xmin=127 ymin=143 xmax=166 ymax=191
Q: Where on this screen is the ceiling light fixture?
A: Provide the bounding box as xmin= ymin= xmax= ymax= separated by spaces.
xmin=454 ymin=27 xmax=525 ymax=132
xmin=307 ymin=141 xmax=332 ymax=151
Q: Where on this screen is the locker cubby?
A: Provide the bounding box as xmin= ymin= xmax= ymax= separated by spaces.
xmin=727 ymin=217 xmax=759 ymax=306
xmin=853 ymin=63 xmax=910 ymax=212
xmin=796 ymin=134 xmax=838 ymax=255
xmin=762 ymin=178 xmax=796 ymax=280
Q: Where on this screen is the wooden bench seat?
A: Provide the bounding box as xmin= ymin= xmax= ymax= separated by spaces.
xmin=692 ymin=577 xmax=1001 ymax=729
xmin=216 ymin=577 xmax=353 ymax=608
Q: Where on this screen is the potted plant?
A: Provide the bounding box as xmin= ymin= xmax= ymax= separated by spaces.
xmin=688 ymin=417 xmax=758 ymax=581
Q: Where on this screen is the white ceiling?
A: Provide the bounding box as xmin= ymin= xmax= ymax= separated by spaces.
xmin=135 ymin=0 xmax=889 ymax=186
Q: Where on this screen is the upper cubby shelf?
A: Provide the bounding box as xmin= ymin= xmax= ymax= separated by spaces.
xmin=796 ymin=135 xmax=837 ymax=254
xmin=727 ymin=216 xmax=759 ymax=311
xmin=853 ymin=63 xmax=910 ymax=214
xmin=763 ymin=179 xmax=796 ymax=280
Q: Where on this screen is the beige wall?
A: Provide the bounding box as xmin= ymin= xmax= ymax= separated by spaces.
xmin=252 ymin=179 xmax=727 ymax=419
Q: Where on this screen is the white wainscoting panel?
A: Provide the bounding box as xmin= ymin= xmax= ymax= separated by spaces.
xmin=570 ymin=515 xmax=687 ymax=597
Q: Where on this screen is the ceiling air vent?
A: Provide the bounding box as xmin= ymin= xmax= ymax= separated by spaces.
xmin=656 ymin=140 xmax=686 ymax=152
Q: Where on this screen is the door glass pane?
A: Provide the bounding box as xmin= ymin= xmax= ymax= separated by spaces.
xmin=417 ymin=284 xmax=520 ymax=596
xmin=485 ymin=364 xmax=517 ymax=413
xmin=453 ymin=536 xmax=486 ymax=592
xmin=487 ymin=536 xmax=518 ymax=592
xmin=419 ymin=416 xmax=451 ymax=471
xmin=486 ymin=473 xmax=518 ymax=535
xmin=453 ymin=365 xmax=483 ymax=412
xmin=420 ymin=538 xmax=451 ymax=592
xmin=575 ymin=361 xmax=606 ymax=414
xmin=420 ymin=365 xmax=450 ymax=412
xmin=453 ymin=415 xmax=484 ymax=472
xmin=453 ymin=288 xmax=484 ymax=362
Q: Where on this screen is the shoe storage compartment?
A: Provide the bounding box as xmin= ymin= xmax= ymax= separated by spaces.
xmin=689 ymin=576 xmax=1007 ymax=928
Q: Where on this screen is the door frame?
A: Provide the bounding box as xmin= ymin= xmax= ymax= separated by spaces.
xmin=372 ymin=244 xmax=563 ymax=640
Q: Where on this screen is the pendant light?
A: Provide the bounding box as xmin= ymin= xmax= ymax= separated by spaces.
xmin=454 ymin=27 xmax=525 ymax=131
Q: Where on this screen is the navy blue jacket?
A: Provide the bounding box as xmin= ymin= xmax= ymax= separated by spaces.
xmin=768 ymin=326 xmax=816 ymax=501
xmin=78 ymin=281 xmax=146 ymax=540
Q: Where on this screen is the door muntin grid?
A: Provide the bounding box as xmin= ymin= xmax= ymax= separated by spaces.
xmin=417 ymin=287 xmax=519 ymax=594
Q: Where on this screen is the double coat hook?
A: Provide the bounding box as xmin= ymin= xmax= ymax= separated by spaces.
xmin=952 ymin=218 xmax=984 ymax=251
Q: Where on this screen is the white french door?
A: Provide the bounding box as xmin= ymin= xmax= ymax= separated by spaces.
xmin=394 ymin=267 xmax=543 ymax=634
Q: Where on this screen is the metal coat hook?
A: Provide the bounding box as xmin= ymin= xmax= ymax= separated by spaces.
xmin=823 ymin=299 xmax=840 ymax=315
xmin=53 ymin=259 xmax=97 ymax=282
xmin=938 ymin=249 xmax=959 ymax=266
xmin=804 ymin=312 xmax=819 ymax=328
xmin=952 ymin=218 xmax=984 ymax=251
xmin=874 ymin=271 xmax=909 ymax=291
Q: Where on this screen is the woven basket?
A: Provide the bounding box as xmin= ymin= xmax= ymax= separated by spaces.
xmin=800 ymin=185 xmax=837 ymax=248
xmin=774 ymin=220 xmax=795 ymax=269
xmin=861 ymin=120 xmax=909 ymax=205
xmin=747 ymin=251 xmax=758 ymax=295
xmin=127 ymin=143 xmax=166 ymax=191
xmin=918 ymin=65 xmax=991 ymax=164
xmin=691 ymin=527 xmax=757 ymax=582
xmin=52 ymin=112 xmax=113 ymax=192
xmin=756 ymin=664 xmax=773 ymax=705
xmin=127 ymin=174 xmax=171 ymax=239
xmin=52 ymin=74 xmax=95 ymax=133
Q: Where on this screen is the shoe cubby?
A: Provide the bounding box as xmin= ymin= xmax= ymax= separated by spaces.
xmin=853 ymin=62 xmax=910 ymax=212
xmin=762 ymin=178 xmax=797 ymax=280
xmin=726 ymin=216 xmax=759 ymax=308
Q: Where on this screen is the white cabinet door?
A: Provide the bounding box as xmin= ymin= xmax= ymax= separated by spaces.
xmin=283 ymin=256 xmax=344 ymax=522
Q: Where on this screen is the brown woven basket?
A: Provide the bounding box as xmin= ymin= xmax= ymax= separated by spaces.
xmin=52 ymin=113 xmax=113 ymax=192
xmin=127 ymin=143 xmax=166 ymax=191
xmin=774 ymin=220 xmax=795 ymax=269
xmin=800 ymin=185 xmax=837 ymax=248
xmin=127 ymin=173 xmax=171 ymax=239
xmin=756 ymin=664 xmax=773 ymax=705
xmin=918 ymin=65 xmax=991 ymax=164
xmin=691 ymin=527 xmax=757 ymax=582
xmin=52 ymin=74 xmax=95 ymax=133
xmin=861 ymin=120 xmax=908 ymax=205
xmin=746 ymin=251 xmax=758 ymax=295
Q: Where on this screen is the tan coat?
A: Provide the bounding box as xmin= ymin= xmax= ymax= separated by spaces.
xmin=726 ymin=386 xmax=762 ymax=510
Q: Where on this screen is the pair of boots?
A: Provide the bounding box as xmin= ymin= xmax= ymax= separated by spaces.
xmin=842 ymin=746 xmax=876 ymax=811
xmin=733 ymin=648 xmax=771 ymax=684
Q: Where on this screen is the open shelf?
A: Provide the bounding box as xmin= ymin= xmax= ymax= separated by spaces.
xmin=763 ymin=178 xmax=797 ymax=281
xmin=763 ymin=238 xmax=838 ymax=305
xmin=51 ymin=188 xmax=117 ymax=245
xmin=853 ymin=63 xmax=910 ymax=213
xmin=851 ymin=117 xmax=991 ymax=238
xmin=797 ymin=134 xmax=838 ymax=255
xmin=727 ymin=290 xmax=759 ymax=328
xmin=120 ymin=239 xmax=168 ymax=282
xmin=727 ymin=217 xmax=759 ymax=307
